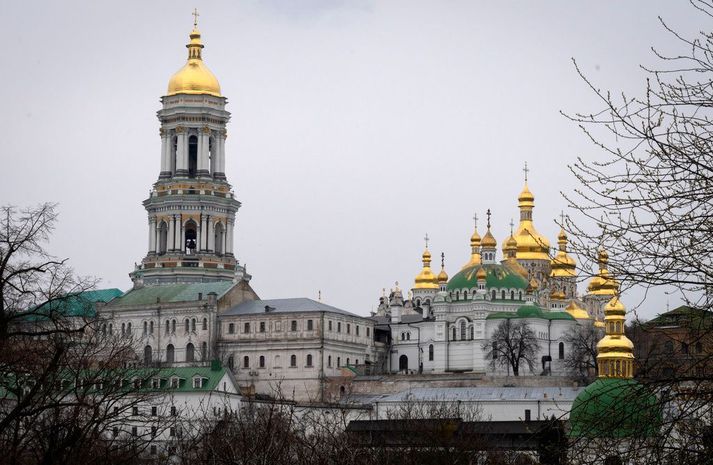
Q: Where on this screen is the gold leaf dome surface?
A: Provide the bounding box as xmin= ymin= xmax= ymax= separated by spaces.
xmin=167 ymin=28 xmax=222 ymax=97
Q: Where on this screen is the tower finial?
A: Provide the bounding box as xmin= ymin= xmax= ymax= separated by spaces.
xmin=192 ymin=8 xmax=200 ymax=28
xmin=486 ymin=209 xmax=492 ymax=229
xmin=441 ymin=252 xmax=445 ymax=268
xmin=560 ymin=210 xmax=565 ymax=226
xmin=424 ymin=233 xmax=430 ymax=249
xmin=473 ymin=212 xmax=478 ymax=230
xmin=523 ymin=161 xmax=529 ymax=183
xmin=509 ymin=218 xmax=514 ymax=235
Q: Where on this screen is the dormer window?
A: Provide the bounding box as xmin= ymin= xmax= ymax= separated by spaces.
xmin=170 ymin=376 xmax=180 ymax=389
xmin=192 ymin=376 xmax=204 ymax=389
xmin=151 ymin=378 xmax=160 ymax=389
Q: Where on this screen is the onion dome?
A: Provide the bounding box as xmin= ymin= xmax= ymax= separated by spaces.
xmin=476 ymin=267 xmax=487 ymax=281
xmin=565 ymin=301 xmax=591 ymax=320
xmin=437 ymin=253 xmax=449 ymax=284
xmin=514 ymin=182 xmax=551 ymax=261
xmin=550 ymin=228 xmax=577 ymax=278
xmin=481 ymin=230 xmax=497 ymax=248
xmin=167 ymin=21 xmax=222 ymax=97
xmin=447 ymin=264 xmax=528 ymax=292
xmin=570 ymin=296 xmax=660 ymax=438
xmin=462 ymin=227 xmax=482 ymax=269
xmin=414 ymin=248 xmax=438 ymax=289
xmin=550 ymin=289 xmax=566 ymax=301
xmin=587 ymin=249 xmax=620 ymax=295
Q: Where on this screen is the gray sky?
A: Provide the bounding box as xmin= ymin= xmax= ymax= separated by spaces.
xmin=0 ymin=1 xmax=702 ymax=319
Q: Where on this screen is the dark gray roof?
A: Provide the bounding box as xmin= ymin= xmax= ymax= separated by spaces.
xmin=223 ymin=298 xmax=364 ymax=318
xmin=370 ymin=314 xmax=426 ymax=326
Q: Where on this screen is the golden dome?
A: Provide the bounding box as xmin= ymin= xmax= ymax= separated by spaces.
xmin=476 ymin=267 xmax=487 ymax=280
xmin=414 ymin=247 xmax=438 ymax=289
xmin=470 ymin=229 xmax=481 ymax=249
xmin=437 ymin=268 xmax=449 ymax=284
xmin=587 ymin=249 xmax=620 ymax=295
xmin=550 ymin=289 xmax=566 ymax=300
xmin=462 ymin=227 xmax=482 ymax=269
xmin=514 ymin=182 xmax=551 ymax=261
xmin=551 ymin=228 xmax=577 ymax=278
xmin=167 ymin=26 xmax=222 ymax=97
xmin=565 ymin=301 xmax=591 ymax=320
xmin=481 ymin=229 xmax=497 ymax=248
xmin=596 ymin=295 xmax=635 ymax=379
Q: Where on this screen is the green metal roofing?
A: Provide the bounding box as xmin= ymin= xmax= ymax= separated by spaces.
xmin=447 ymin=264 xmax=528 ymax=292
xmin=486 ymin=305 xmax=575 ymax=321
xmin=140 ymin=365 xmax=230 ymax=392
xmin=569 ymin=378 xmax=660 ymax=438
xmin=109 ymin=282 xmax=234 ymax=307
xmin=25 ymin=288 xmax=123 ymax=320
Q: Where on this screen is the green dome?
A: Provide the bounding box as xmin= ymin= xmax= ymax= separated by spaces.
xmin=486 ymin=305 xmax=575 ymax=321
xmin=447 ymin=264 xmax=528 ymax=292
xmin=569 ymin=378 xmax=660 ymax=438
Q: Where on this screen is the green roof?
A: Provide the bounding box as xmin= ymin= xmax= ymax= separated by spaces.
xmin=486 ymin=305 xmax=575 ymax=321
xmin=109 ymin=282 xmax=234 ymax=307
xmin=447 ymin=263 xmax=528 ymax=292
xmin=643 ymin=305 xmax=713 ymax=330
xmin=25 ymin=288 xmax=123 ymax=321
xmin=569 ymin=378 xmax=660 ymax=438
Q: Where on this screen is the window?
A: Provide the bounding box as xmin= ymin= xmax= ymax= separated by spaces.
xmin=172 ymin=319 xmax=176 ymax=333
xmin=491 ymin=290 xmax=496 ymax=300
xmin=170 ymin=427 xmax=176 ymax=437
xmin=259 ymin=355 xmax=265 ymax=368
xmin=244 ymin=322 xmax=251 ymax=334
xmin=452 ymin=327 xmax=456 ymax=341
xmin=463 ymin=291 xmax=468 ymax=300
xmin=191 ymin=318 xmax=196 ymax=332
xmin=290 ymin=354 xmax=297 ymax=367
xmin=367 ymin=327 xmax=370 ymax=338
xmin=165 ymin=320 xmax=169 ymax=334
xmin=143 ymin=321 xmax=148 ymax=335
xmin=151 ymin=406 xmax=157 ymax=416
xmin=228 ymin=323 xmax=235 ymax=334
xmin=201 ymin=341 xmax=207 ymax=361
xmin=328 ymin=321 xmax=333 ymax=331
xmin=291 ymin=320 xmax=297 ymax=332
xmin=406 ymin=333 xmax=411 ymax=341
xmin=492 ymin=342 xmax=498 ymax=360
xmin=347 ymin=324 xmax=351 ymax=334
xmin=109 ymin=323 xmax=113 ymax=335
xmin=127 ymin=322 xmax=132 ymax=335
xmin=337 ymin=357 xmax=341 ymax=367
xmin=185 ymin=319 xmax=190 ymax=333
xmin=275 ymin=321 xmax=282 ymax=332
xmin=470 ymin=326 xmax=474 ymax=340
xmin=664 ymin=340 xmax=674 ymax=354
xmin=501 ymin=290 xmax=506 ymax=300
xmin=306 ymin=354 xmax=313 ymax=367
xmin=150 ymin=320 xmax=154 ymax=334
xmin=682 ymin=342 xmax=689 ymax=354
xmin=347 ymin=358 xmax=350 ymax=366
xmin=193 ymin=377 xmax=203 ymax=388
xmin=150 ymin=445 xmax=157 ymax=455
xmin=511 ymin=290 xmax=515 ymax=300
xmin=166 ymin=344 xmax=175 ymax=363
xmin=112 ymin=427 xmax=119 ymax=438
xmin=356 ymin=325 xmax=360 ymax=336
xmin=525 ymin=409 xmax=531 ymax=422
xmin=228 ymin=355 xmax=234 ymax=370
xmin=144 ymin=345 xmax=152 ymax=365
xmin=243 ymin=356 xmax=250 ymax=368
xmin=307 ymin=319 xmax=313 ymax=331
xmin=337 ymin=322 xmax=342 ymax=333
xmin=460 ymin=320 xmax=466 ymax=340
xmin=259 ymin=321 xmax=266 ymax=333
xmin=170 ymin=377 xmax=179 ymax=389
xmin=328 ymin=355 xmax=332 ymax=367
xmin=428 ymin=344 xmax=434 ymax=361
xmin=131 ymin=426 xmax=137 ymax=436
xmin=202 ymin=318 xmax=208 ymax=330
xmin=132 ymin=406 xmax=139 ymax=416
xmin=186 ymin=343 xmax=195 ymax=362
xmin=558 ymin=342 xmax=565 ymax=360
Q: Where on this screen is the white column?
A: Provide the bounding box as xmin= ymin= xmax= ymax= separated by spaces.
xmin=180 ymin=216 xmax=185 ymax=252
xmin=167 ymin=216 xmax=175 ymax=251
xmin=198 ymin=129 xmax=210 ymax=177
xmin=159 ymin=131 xmax=170 ymax=177
xmin=200 ymin=214 xmax=208 ymax=251
xmin=148 ymin=217 xmax=157 ymax=254
xmin=226 ymin=219 xmax=234 ymax=255
xmin=176 ymin=130 xmax=188 ymax=176
xmin=215 ymin=133 xmax=226 ymax=179
xmin=207 ymin=219 xmax=215 ymax=252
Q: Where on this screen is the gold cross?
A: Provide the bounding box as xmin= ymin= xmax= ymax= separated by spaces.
xmin=560 ymin=210 xmax=565 ymax=225
xmin=509 ymin=218 xmax=514 ymax=235
xmin=523 ymin=162 xmax=529 ymax=182
xmin=192 ymin=8 xmax=200 ymax=28
xmin=486 ymin=209 xmax=492 ymax=229
xmin=472 ymin=212 xmax=478 ymax=230
xmin=424 ymin=233 xmax=430 ymax=249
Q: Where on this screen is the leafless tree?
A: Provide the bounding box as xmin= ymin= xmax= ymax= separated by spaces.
xmin=483 ymin=320 xmax=538 ymax=376
xmin=563 ymin=322 xmax=601 ymax=381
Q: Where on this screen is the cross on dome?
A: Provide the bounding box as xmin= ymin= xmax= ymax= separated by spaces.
xmin=424 ymin=233 xmax=430 ymax=249
xmin=523 ymin=162 xmax=529 ymax=183
xmin=486 ymin=209 xmax=492 ymax=229
xmin=192 ymin=8 xmax=200 ymax=28
xmin=472 ymin=212 xmax=478 ymax=229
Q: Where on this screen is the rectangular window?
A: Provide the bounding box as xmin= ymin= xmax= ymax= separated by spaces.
xmin=367 ymin=327 xmax=370 ymax=337
xmin=151 ymin=406 xmax=157 ymax=416
xmin=356 ymin=325 xmax=360 ymax=336
xmin=291 ymin=320 xmax=297 ymax=332
xmin=347 ymin=324 xmax=351 ymax=334
xmin=275 ymin=321 xmax=282 ymax=332
xmin=259 ymin=321 xmax=266 ymax=333
xmin=307 ymin=319 xmax=313 ymax=331
xmin=170 ymin=427 xmax=176 ymax=437
xmin=228 ymin=323 xmax=235 ymax=334
xmin=525 ymin=409 xmax=531 ymax=422
xmin=151 ymin=426 xmax=157 ymax=437
xmin=337 ymin=322 xmax=341 ymax=333
xmin=150 ymin=445 xmax=157 ymax=455
xmin=132 ymin=406 xmax=138 ymax=416
xmin=170 ymin=406 xmax=177 ymax=417
xmin=328 ymin=320 xmax=333 ymax=331
xmin=244 ymin=322 xmax=251 ymax=333
xmin=131 ymin=426 xmax=137 ymax=436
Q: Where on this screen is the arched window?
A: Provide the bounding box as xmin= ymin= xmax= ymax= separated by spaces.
xmin=460 ymin=320 xmax=467 ymax=340
xmin=347 ymin=358 xmax=350 ymax=366
xmin=470 ymin=326 xmax=474 ymax=340
xmin=184 ymin=220 xmax=197 ymax=253
xmin=455 ymin=291 xmax=460 ymax=300
xmin=290 ymin=354 xmax=297 ymax=367
xmin=243 ymin=356 xmax=249 ymax=368
xmin=188 ymin=135 xmax=198 ymax=177
xmin=184 ymin=319 xmax=190 ymax=333
xmin=158 ymin=221 xmax=168 ymax=254
xmin=399 ymin=355 xmax=408 ymax=371
xmin=452 ymin=327 xmax=456 ymax=340
xmin=171 ymin=136 xmax=178 ymax=174
xmin=328 ymin=355 xmax=332 ymax=367
xmin=186 ymin=343 xmax=195 ymax=362
xmin=501 ymin=290 xmax=506 ymax=300
xmin=519 ymin=291 xmax=523 ymax=300
xmin=306 ymin=354 xmax=313 ymax=367
xmin=511 ymin=290 xmax=515 ymax=300
xmin=165 ymin=320 xmax=169 ymax=334
xmin=214 ymin=222 xmax=225 ymax=255
xmin=101 ymin=324 xmax=106 ymax=335
xmin=491 ymin=290 xmax=496 ymax=300
xmin=428 ymin=344 xmax=434 ymax=361
xmin=463 ymin=290 xmax=468 ymax=300
xmin=416 ymin=299 xmax=421 ymax=307
xmin=259 ymin=355 xmax=265 ymax=368
xmin=149 ymin=321 xmax=154 ymax=334
xmin=558 ymin=342 xmax=565 ymax=360
xmin=406 ymin=333 xmax=411 ymax=341
xmin=228 ymin=355 xmax=234 ymax=370
xmin=166 ymin=344 xmax=175 ymax=363
xmin=208 ymin=136 xmax=215 ymax=174
xmin=171 ymin=319 xmax=176 ymax=333
xmin=191 ymin=318 xmax=196 ymax=332
xmin=108 ymin=323 xmax=113 ymax=335
xmin=202 ymin=318 xmax=208 ymax=331
xmin=143 ymin=321 xmax=148 ymax=335
xmin=127 ymin=322 xmax=132 ymax=335
xmin=144 ymin=345 xmax=152 ymax=365
xmin=121 ymin=323 xmax=126 ymax=336
xmin=228 ymin=323 xmax=235 ymax=334
xmin=337 ymin=357 xmax=341 ymax=367
xmin=201 ymin=341 xmax=208 ymax=361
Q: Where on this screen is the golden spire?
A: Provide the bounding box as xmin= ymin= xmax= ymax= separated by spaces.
xmin=481 ymin=209 xmax=497 ymax=249
xmin=513 ymin=164 xmax=551 ymax=261
xmin=437 ymin=252 xmax=449 ymax=284
xmin=414 ymin=234 xmax=439 ymax=289
xmin=167 ymin=10 xmax=222 ymax=97
xmin=596 ymin=296 xmax=634 ymax=378
xmin=587 ymin=248 xmax=620 ymax=295
xmin=463 ymin=212 xmax=482 ymax=269
xmin=502 ymin=218 xmax=528 ymax=278
xmin=551 ymin=213 xmax=577 ymax=278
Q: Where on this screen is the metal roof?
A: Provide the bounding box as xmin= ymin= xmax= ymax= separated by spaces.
xmin=223 ymin=297 xmax=363 ymax=318
xmin=108 ymin=282 xmax=234 ymax=307
xmin=350 ymin=386 xmax=583 ymax=404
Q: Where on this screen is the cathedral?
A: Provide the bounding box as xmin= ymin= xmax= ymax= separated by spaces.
xmin=97 ymin=17 xmax=622 ymax=401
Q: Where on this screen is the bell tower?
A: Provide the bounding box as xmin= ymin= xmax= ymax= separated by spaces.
xmin=130 ymin=16 xmax=248 ymax=285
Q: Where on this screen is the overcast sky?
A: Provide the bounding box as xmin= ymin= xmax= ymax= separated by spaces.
xmin=0 ymin=1 xmax=703 ymax=319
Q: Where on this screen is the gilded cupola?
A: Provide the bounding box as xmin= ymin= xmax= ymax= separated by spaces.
xmin=437 ymin=252 xmax=449 ymax=285
xmin=414 ymin=245 xmax=439 ymax=290
xmin=565 ymin=300 xmax=592 ymax=320
xmin=596 ymin=296 xmax=634 ymax=378
xmin=462 ymin=215 xmax=482 ymax=269
xmin=513 ymin=166 xmax=551 ymax=261
xmin=167 ymin=13 xmax=222 ymax=97
xmin=587 ymin=249 xmax=620 ymax=296
xmin=551 ymin=227 xmax=577 ymax=278
xmin=502 ymin=222 xmax=529 ymax=278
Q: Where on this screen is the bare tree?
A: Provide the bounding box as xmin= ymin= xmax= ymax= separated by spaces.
xmin=563 ymin=322 xmax=601 ymax=381
xmin=483 ymin=320 xmax=537 ymax=376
